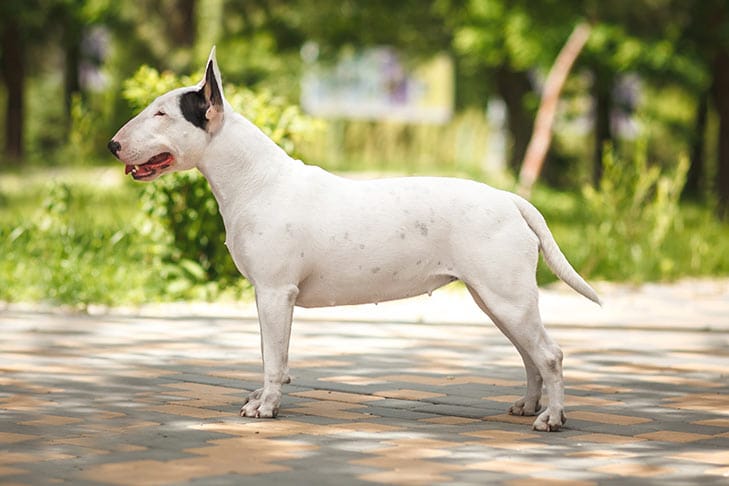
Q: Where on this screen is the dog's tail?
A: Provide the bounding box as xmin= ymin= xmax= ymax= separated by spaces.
xmin=511 ymin=194 xmax=601 ymax=305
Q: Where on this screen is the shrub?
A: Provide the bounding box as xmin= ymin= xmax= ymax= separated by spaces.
xmin=580 ymin=141 xmax=689 ymax=281
xmin=122 ymin=66 xmax=316 ymax=298
xmin=0 ymin=179 xmax=157 ymax=306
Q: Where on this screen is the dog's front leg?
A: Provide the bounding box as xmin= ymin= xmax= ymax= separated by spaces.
xmin=240 ymin=285 xmax=298 ymax=418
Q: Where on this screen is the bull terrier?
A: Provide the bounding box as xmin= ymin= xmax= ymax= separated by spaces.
xmin=109 ymin=47 xmax=600 ymax=431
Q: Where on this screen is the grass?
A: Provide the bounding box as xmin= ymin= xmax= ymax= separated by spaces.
xmin=1 ymin=164 xmax=728 ymax=307
xmin=531 ymin=185 xmax=729 ymax=285
xmin=0 ymin=168 xmax=153 ymax=305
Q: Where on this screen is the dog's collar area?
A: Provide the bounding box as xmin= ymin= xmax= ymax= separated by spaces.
xmin=125 ymin=152 xmax=174 ymax=180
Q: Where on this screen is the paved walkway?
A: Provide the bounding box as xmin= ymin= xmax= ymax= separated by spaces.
xmin=1 ymin=281 xmax=728 ymax=485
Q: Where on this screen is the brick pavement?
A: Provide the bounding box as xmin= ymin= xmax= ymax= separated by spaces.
xmin=1 ymin=281 xmax=728 ymax=485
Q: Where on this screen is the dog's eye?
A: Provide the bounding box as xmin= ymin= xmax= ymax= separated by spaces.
xmin=154 ymin=111 xmax=166 ymax=117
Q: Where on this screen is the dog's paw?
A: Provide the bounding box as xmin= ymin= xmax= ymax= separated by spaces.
xmin=240 ymin=388 xmax=280 ymax=418
xmin=532 ymin=408 xmax=566 ymax=432
xmin=508 ymin=397 xmax=542 ymax=416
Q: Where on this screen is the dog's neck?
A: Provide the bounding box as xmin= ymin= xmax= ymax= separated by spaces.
xmin=196 ymin=108 xmax=295 ymax=220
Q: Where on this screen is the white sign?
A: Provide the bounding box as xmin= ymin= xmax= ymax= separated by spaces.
xmin=301 ymin=47 xmax=454 ymax=124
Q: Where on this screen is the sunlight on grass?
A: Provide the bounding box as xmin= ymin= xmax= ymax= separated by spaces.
xmin=1 ymin=168 xmax=156 ymax=305
xmin=1 ymin=163 xmax=728 ymax=307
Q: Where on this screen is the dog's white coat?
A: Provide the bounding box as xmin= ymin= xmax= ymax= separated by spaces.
xmin=111 ymin=48 xmax=600 ymax=431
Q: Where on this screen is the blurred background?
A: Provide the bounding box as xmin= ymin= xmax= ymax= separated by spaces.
xmin=1 ymin=0 xmax=728 ymax=307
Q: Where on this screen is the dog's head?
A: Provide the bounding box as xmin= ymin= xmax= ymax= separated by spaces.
xmin=108 ymin=47 xmax=225 ymax=181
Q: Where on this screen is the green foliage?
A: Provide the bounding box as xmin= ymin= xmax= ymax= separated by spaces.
xmin=1 ymin=161 xmax=727 ymax=306
xmin=137 ymin=171 xmax=242 ymax=299
xmin=0 ymin=174 xmax=158 ymax=306
xmin=5 ymin=0 xmax=729 ymax=307
xmin=451 ymin=0 xmax=578 ymax=72
xmin=25 ymin=75 xmax=68 ymax=162
xmin=122 ymin=66 xmax=315 ymax=297
xmin=123 ymin=66 xmax=197 ymax=111
xmin=581 ymin=142 xmax=689 ymax=281
xmin=533 ymin=149 xmax=729 ymax=286
xmin=533 ymin=141 xmax=711 ymax=284
xmin=64 ymin=93 xmax=108 ymax=163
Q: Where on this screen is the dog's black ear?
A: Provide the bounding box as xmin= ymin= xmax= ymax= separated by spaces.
xmin=181 ymin=46 xmax=224 ymax=133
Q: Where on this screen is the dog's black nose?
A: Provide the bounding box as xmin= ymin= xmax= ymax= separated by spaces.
xmin=108 ymin=139 xmax=121 ymax=156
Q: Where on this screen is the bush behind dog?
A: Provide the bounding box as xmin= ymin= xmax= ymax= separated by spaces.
xmin=123 ymin=66 xmax=317 ymax=299
xmin=581 ymin=141 xmax=688 ymax=281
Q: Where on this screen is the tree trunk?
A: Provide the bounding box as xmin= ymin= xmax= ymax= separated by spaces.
xmin=63 ymin=17 xmax=82 ymax=120
xmin=685 ymin=89 xmax=709 ymax=199
xmin=1 ymin=22 xmax=25 ymax=162
xmin=495 ymin=66 xmax=533 ymax=174
xmin=713 ymin=47 xmax=729 ymax=219
xmin=517 ymin=22 xmax=591 ymax=196
xmin=592 ymin=70 xmax=613 ymax=186
xmin=170 ymin=0 xmax=196 ymax=46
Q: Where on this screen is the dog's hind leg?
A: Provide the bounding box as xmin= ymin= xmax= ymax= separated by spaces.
xmin=466 ymin=285 xmax=543 ymax=416
xmin=458 ymin=223 xmax=566 ymax=431
xmin=240 ymin=285 xmax=298 ymax=418
xmin=467 ymin=280 xmax=565 ymax=431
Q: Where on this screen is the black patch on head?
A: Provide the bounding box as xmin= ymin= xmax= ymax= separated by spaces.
xmin=179 ymin=62 xmax=222 ymax=131
xmin=179 ymin=89 xmax=208 ymax=130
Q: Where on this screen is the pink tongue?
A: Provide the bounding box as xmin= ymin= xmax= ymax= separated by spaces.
xmin=124 ymin=153 xmax=173 ymax=177
xmin=135 ymin=165 xmax=156 ymax=177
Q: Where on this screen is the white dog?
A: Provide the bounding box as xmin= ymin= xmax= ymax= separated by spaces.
xmin=109 ymin=47 xmax=600 ymax=432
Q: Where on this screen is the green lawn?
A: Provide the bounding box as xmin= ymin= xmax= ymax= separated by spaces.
xmin=2 ymin=166 xmax=728 ymax=307
xmin=0 ymin=168 xmax=162 ymax=305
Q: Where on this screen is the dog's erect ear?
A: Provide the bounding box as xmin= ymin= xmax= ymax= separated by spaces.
xmin=181 ymin=46 xmax=224 ymax=133
xmin=201 ymin=46 xmax=224 ymax=133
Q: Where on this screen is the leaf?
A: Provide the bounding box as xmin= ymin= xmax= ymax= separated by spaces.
xmin=178 ymin=258 xmax=207 ymax=282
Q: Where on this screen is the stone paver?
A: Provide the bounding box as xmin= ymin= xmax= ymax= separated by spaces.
xmin=1 ymin=281 xmax=728 ymax=485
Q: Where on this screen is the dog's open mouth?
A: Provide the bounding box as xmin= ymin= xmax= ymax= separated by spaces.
xmin=125 ymin=153 xmax=174 ymax=180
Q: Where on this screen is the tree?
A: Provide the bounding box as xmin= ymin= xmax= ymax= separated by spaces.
xmin=713 ymin=45 xmax=729 ymax=218
xmin=701 ymin=2 xmax=729 ymax=218
xmin=0 ymin=18 xmax=24 ymax=161
xmin=652 ymin=1 xmax=727 ymax=211
xmin=0 ymin=2 xmax=45 ymax=162
xmin=517 ymin=22 xmax=591 ymax=196
xmin=686 ymin=89 xmax=709 ymax=198
xmin=580 ymin=2 xmax=700 ymax=186
xmin=59 ymin=2 xmax=84 ymax=119
xmin=0 ymin=0 xmax=96 ymax=162
xmin=446 ymin=1 xmax=568 ymax=181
